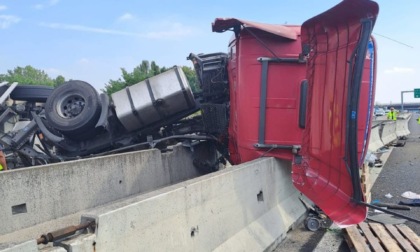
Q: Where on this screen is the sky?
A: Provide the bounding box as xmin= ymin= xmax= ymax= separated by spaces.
xmin=0 ymin=0 xmax=419 ymax=104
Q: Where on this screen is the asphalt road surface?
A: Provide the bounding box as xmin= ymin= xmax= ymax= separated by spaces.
xmin=370 ymin=115 xmax=420 ymax=235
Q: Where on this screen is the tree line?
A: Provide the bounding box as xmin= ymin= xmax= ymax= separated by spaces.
xmin=0 ymin=61 xmax=199 ymax=95
xmin=0 ymin=66 xmax=66 ymax=87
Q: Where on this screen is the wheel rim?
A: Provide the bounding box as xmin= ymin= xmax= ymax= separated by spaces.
xmin=56 ymin=94 xmax=85 ymax=118
xmin=306 ymin=218 xmax=320 ymax=231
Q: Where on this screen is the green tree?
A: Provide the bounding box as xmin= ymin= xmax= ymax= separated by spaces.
xmin=102 ymin=79 xmax=127 ymax=95
xmin=0 ymin=65 xmax=61 ymax=86
xmin=182 ymin=66 xmax=200 ymax=93
xmin=54 ymin=75 xmax=66 ymax=86
xmin=103 ymin=60 xmax=162 ymax=95
xmin=102 ymin=60 xmax=155 ymax=95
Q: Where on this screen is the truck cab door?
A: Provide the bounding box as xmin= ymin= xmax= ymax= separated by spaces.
xmin=292 ymin=0 xmax=379 ymax=226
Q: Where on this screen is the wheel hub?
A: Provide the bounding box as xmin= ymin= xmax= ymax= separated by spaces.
xmin=58 ymin=95 xmax=85 ymax=118
xmin=69 ymin=101 xmax=84 ymax=116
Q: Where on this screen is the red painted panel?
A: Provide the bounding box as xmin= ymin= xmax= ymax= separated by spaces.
xmin=292 ymin=0 xmax=379 ymax=226
xmin=226 ymin=26 xmax=305 ymax=164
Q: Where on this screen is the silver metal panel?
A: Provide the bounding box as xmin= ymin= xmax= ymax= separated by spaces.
xmin=0 ymin=82 xmax=18 ymax=105
xmin=111 ymin=67 xmax=195 ymax=132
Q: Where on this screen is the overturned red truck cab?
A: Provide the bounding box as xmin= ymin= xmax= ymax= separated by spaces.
xmin=191 ymin=0 xmax=378 ymax=226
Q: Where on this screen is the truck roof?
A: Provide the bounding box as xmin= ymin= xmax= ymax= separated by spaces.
xmin=212 ymin=18 xmax=299 ymax=40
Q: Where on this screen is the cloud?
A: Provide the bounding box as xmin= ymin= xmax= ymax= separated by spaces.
xmin=0 ymin=5 xmax=7 ymax=11
xmin=40 ymin=22 xmax=142 ymax=36
xmin=78 ymin=58 xmax=90 ymax=64
xmin=49 ymin=0 xmax=60 ymax=6
xmin=34 ymin=0 xmax=60 ymax=10
xmin=0 ymin=15 xmax=21 ymax=29
xmin=384 ymin=67 xmax=415 ymax=74
xmin=118 ymin=13 xmax=135 ymax=22
xmin=39 ymin=22 xmax=194 ymax=39
xmin=146 ymin=22 xmax=193 ymax=39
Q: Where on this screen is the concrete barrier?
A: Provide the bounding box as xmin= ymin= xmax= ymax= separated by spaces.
xmin=368 ymin=124 xmax=383 ymax=152
xmin=1 ymin=151 xmax=309 ymax=252
xmin=73 ymin=158 xmax=306 ymax=252
xmin=1 ymin=158 xmax=308 ymax=252
xmin=0 ymin=240 xmax=40 ymax=252
xmin=396 ymin=119 xmax=410 ymax=137
xmin=395 ymin=115 xmax=411 ymax=138
xmin=0 ymin=144 xmax=201 ymax=236
xmin=372 ymin=113 xmax=411 ymax=149
xmin=380 ymin=121 xmax=397 ymax=146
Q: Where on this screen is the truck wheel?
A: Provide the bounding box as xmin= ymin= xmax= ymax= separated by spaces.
xmin=45 ymin=80 xmax=101 ymax=139
xmin=305 ymin=217 xmax=321 ymax=232
xmin=10 ymin=85 xmax=54 ymax=102
xmin=192 ymin=141 xmax=220 ymax=174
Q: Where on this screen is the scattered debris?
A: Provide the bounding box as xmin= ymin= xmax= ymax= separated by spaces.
xmin=372 ymin=202 xmax=411 ymax=210
xmin=385 ymin=193 xmax=393 ymax=199
xmin=376 ymin=147 xmax=390 ymax=153
xmin=365 ymin=152 xmax=377 ymax=167
xmin=399 ymin=199 xmax=420 ymax=206
xmin=401 ymin=191 xmax=420 ymax=200
xmin=393 ymin=140 xmax=406 ymax=147
xmin=374 ymin=159 xmax=383 ymax=167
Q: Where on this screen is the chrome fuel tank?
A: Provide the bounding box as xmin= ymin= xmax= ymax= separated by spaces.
xmin=111 ymin=66 xmax=196 ymax=132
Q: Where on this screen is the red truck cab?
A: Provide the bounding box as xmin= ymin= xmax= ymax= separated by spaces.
xmin=207 ymin=0 xmax=379 ymax=226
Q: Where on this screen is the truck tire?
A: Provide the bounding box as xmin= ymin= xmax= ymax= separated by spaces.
xmin=10 ymin=85 xmax=54 ymax=102
xmin=45 ymin=80 xmax=101 ymax=139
